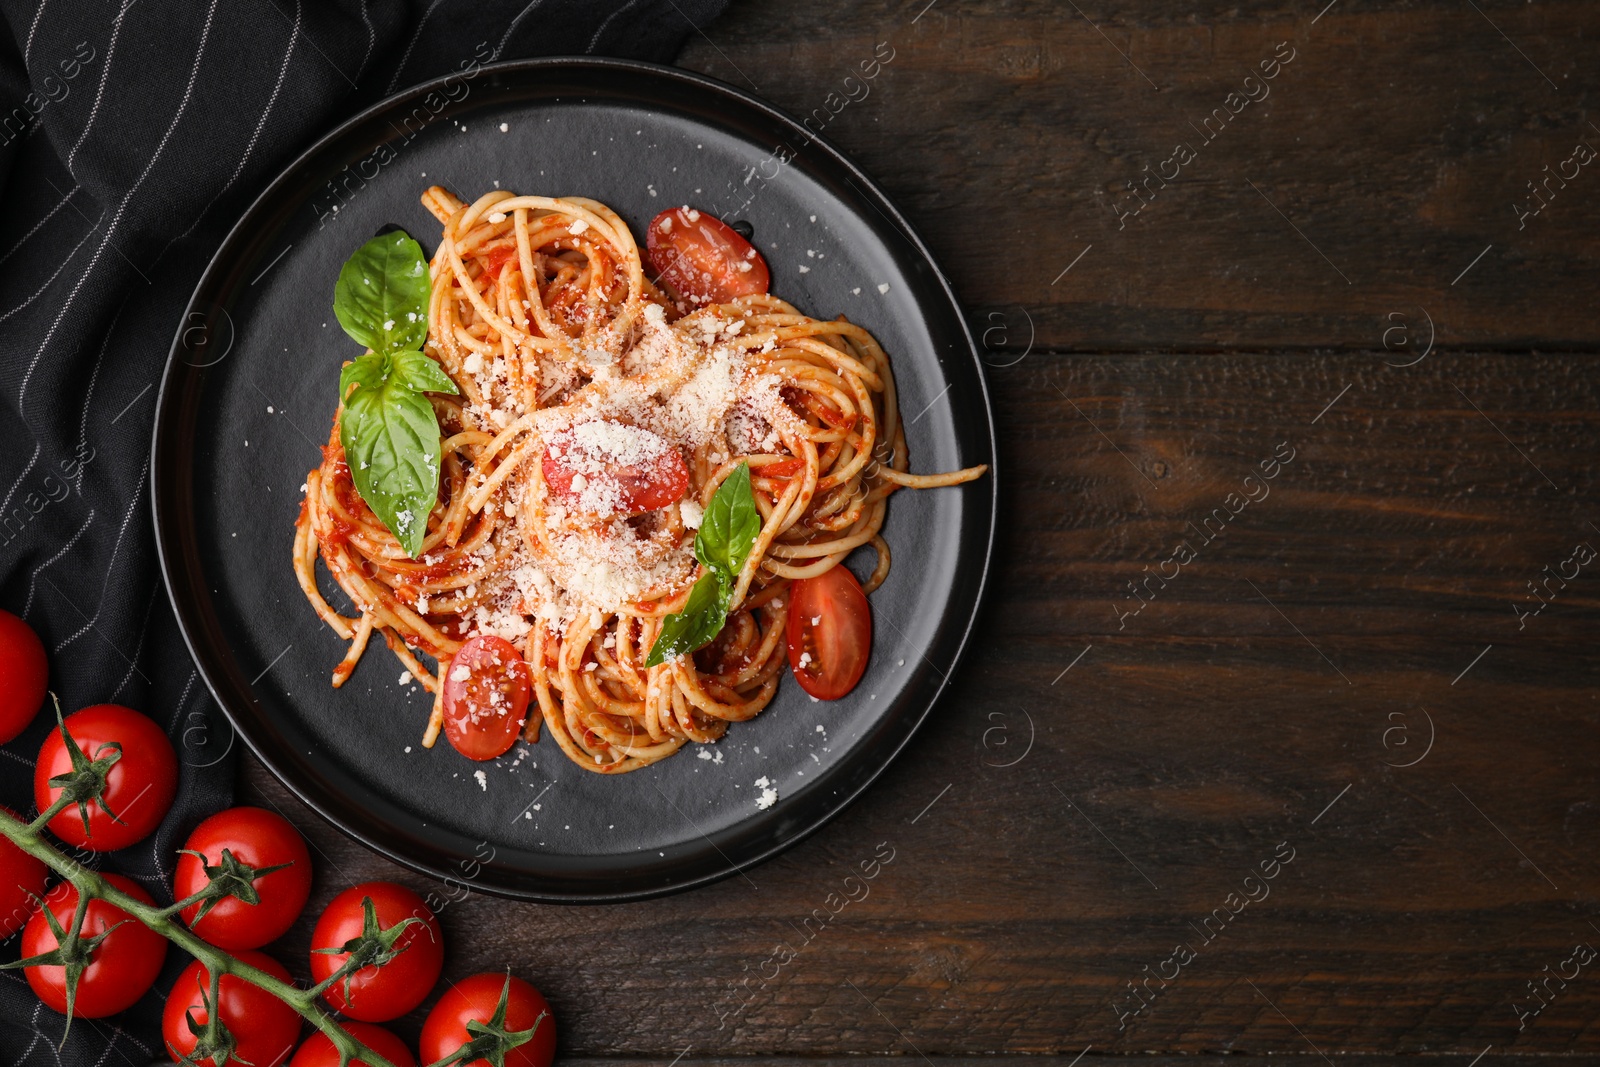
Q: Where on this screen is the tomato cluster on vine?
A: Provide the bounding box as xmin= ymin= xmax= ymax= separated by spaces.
xmin=0 ymin=608 xmax=556 ymax=1067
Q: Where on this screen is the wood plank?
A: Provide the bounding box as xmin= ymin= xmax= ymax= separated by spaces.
xmin=242 ymin=351 xmax=1600 ymax=1057
xmin=677 ymin=1 xmax=1600 ymax=351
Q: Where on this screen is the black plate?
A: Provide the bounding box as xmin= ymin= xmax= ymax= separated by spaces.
xmin=152 ymin=58 xmax=996 ymax=902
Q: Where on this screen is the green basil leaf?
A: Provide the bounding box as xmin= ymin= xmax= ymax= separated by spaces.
xmin=339 ymin=350 xmax=391 ymax=402
xmin=390 ymin=349 xmax=459 ymax=396
xmin=333 ymin=231 xmax=431 ymax=355
xmin=339 ymin=373 xmax=443 ymax=558
xmin=644 ymin=464 xmax=760 ymax=665
xmin=646 ymin=573 xmax=731 ymax=667
xmin=695 ymin=463 xmax=760 ymax=582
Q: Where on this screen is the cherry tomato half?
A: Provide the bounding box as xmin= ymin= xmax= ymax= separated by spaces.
xmin=311 ymin=881 xmax=443 ymax=1022
xmin=645 ymin=206 xmax=769 ymax=305
xmin=0 ymin=804 xmax=49 ymax=939
xmin=541 ymin=420 xmax=689 ymax=517
xmin=34 ymin=704 xmax=178 ymax=851
xmin=23 ymin=872 xmax=167 ymax=1017
xmin=421 ymin=973 xmax=556 ymax=1067
xmin=290 ymin=1022 xmax=418 ymax=1067
xmin=175 ymin=806 xmax=313 ymax=950
xmin=786 ymin=565 xmax=873 ymax=701
xmin=163 ymin=950 xmax=300 ymax=1067
xmin=442 ymin=636 xmax=532 ymax=762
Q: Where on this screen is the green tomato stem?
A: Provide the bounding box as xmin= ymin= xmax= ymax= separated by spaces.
xmin=27 ymin=790 xmax=74 ymax=834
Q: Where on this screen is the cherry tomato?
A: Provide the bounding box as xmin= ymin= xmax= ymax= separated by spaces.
xmin=0 ymin=608 xmax=47 ymax=744
xmin=34 ymin=703 xmax=178 ymax=851
xmin=442 ymin=636 xmax=532 ymax=762
xmin=289 ymin=1022 xmax=417 ymax=1067
xmin=23 ymin=872 xmax=167 ymax=1017
xmin=645 ymin=206 xmax=769 ymax=305
xmin=420 ymin=973 xmax=556 ymax=1067
xmin=163 ymin=950 xmax=300 ymax=1067
xmin=175 ymin=806 xmax=313 ymax=950
xmin=311 ymin=881 xmax=443 ymax=1022
xmin=541 ymin=420 xmax=689 ymax=516
xmin=786 ymin=565 xmax=872 ymax=700
xmin=0 ymin=804 xmax=49 ymax=939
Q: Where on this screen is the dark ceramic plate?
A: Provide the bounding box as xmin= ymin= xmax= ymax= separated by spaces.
xmin=152 ymin=58 xmax=995 ymax=902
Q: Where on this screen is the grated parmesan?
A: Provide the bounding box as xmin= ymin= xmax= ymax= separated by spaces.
xmin=438 ymin=290 xmax=780 ymax=637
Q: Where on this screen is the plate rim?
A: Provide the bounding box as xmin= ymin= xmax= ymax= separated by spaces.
xmin=151 ymin=55 xmax=998 ymax=902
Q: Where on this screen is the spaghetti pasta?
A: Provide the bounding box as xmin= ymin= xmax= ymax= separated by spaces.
xmin=294 ymin=186 xmax=986 ymax=774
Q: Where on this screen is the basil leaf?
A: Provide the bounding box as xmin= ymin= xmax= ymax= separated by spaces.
xmin=390 ymin=349 xmax=459 ymax=396
xmin=645 ymin=464 xmax=764 ymax=666
xmin=339 ymin=373 xmax=443 ymax=558
xmin=646 ymin=573 xmax=731 ymax=667
xmin=339 ymin=350 xmax=390 ymax=401
xmin=333 ymin=231 xmax=431 ymax=355
xmin=695 ymin=463 xmax=760 ymax=582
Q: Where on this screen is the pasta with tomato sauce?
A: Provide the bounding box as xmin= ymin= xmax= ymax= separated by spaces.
xmin=293 ymin=186 xmax=986 ymax=773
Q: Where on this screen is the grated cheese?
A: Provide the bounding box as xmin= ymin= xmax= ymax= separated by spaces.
xmin=441 ymin=291 xmax=775 ymax=636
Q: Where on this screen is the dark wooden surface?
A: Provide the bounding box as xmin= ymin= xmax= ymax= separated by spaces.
xmin=243 ymin=2 xmax=1600 ymax=1061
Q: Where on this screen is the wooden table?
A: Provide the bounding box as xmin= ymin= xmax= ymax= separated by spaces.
xmin=244 ymin=2 xmax=1600 ymax=1063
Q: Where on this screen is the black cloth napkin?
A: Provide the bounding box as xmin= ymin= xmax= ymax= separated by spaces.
xmin=0 ymin=1 xmax=726 ymax=1062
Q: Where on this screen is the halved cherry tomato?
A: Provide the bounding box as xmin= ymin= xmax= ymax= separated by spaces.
xmin=310 ymin=881 xmax=443 ymax=1022
xmin=0 ymin=804 xmax=50 ymax=939
xmin=541 ymin=420 xmax=689 ymax=516
xmin=443 ymin=635 xmax=532 ymax=761
xmin=34 ymin=703 xmax=178 ymax=851
xmin=0 ymin=608 xmax=47 ymax=744
xmin=645 ymin=206 xmax=769 ymax=304
xmin=289 ymin=1022 xmax=418 ymax=1067
xmin=421 ymin=972 xmax=556 ymax=1067
xmin=164 ymin=950 xmax=300 ymax=1067
xmin=175 ymin=806 xmax=313 ymax=949
xmin=24 ymin=872 xmax=167 ymax=1017
xmin=786 ymin=565 xmax=872 ymax=700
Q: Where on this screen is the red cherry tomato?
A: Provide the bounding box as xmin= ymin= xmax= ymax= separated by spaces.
xmin=541 ymin=420 xmax=689 ymax=516
xmin=0 ymin=608 xmax=47 ymax=744
xmin=310 ymin=881 xmax=443 ymax=1022
xmin=163 ymin=950 xmax=300 ymax=1067
xmin=0 ymin=804 xmax=49 ymax=939
xmin=421 ymin=973 xmax=556 ymax=1067
xmin=645 ymin=206 xmax=769 ymax=305
xmin=786 ymin=565 xmax=873 ymax=700
xmin=174 ymin=806 xmax=313 ymax=950
xmin=23 ymin=872 xmax=167 ymax=1017
xmin=442 ymin=636 xmax=532 ymax=762
xmin=289 ymin=1022 xmax=417 ymax=1067
xmin=34 ymin=703 xmax=177 ymax=851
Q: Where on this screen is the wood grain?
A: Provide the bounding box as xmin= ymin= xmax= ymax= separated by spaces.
xmin=677 ymin=0 xmax=1600 ymax=352
xmin=245 ymin=351 xmax=1600 ymax=1057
